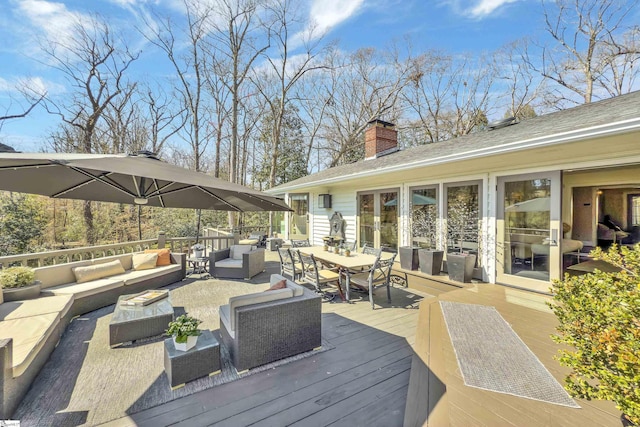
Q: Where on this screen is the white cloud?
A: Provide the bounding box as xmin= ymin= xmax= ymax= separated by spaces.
xmin=16 ymin=0 xmax=87 ymax=43
xmin=467 ymin=0 xmax=519 ymax=18
xmin=309 ymin=0 xmax=365 ymax=35
xmin=442 ymin=0 xmax=520 ymax=19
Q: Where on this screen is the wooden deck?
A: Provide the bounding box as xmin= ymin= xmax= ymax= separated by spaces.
xmin=103 ymin=281 xmax=433 ymax=426
xmin=96 ymin=253 xmax=622 ymax=427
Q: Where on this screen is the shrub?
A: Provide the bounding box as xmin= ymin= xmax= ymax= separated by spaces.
xmin=0 ymin=266 xmax=36 ymax=289
xmin=549 ymin=244 xmax=640 ymax=425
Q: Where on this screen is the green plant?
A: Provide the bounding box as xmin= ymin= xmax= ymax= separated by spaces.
xmin=165 ymin=314 xmax=202 ymax=343
xmin=0 ymin=266 xmax=36 ymax=289
xmin=549 ymin=244 xmax=640 ymax=425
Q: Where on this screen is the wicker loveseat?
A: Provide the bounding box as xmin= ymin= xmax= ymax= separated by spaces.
xmin=219 ymin=274 xmax=322 ymax=372
xmin=209 ymin=245 xmax=265 ymax=280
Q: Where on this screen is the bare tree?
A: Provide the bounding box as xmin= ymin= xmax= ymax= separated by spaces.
xmin=40 ymin=15 xmax=138 ymax=243
xmin=494 ymin=39 xmax=546 ymax=119
xmin=251 ymin=0 xmax=327 ymax=187
xmin=319 ymin=46 xmax=411 ymax=166
xmin=143 ymin=1 xmax=213 ymax=172
xmin=208 ymin=0 xmax=270 ymax=184
xmin=402 ymin=50 xmax=495 ymax=145
xmin=138 ymin=82 xmax=187 ymax=155
xmin=535 ymin=0 xmax=640 ymax=105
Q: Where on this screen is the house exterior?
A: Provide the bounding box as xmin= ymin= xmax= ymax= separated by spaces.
xmin=267 ymin=91 xmax=640 ymax=293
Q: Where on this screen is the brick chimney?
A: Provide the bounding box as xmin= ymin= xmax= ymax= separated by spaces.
xmin=364 ymin=119 xmax=398 ymax=160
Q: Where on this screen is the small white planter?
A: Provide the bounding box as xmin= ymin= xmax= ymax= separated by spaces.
xmin=173 ymin=335 xmax=198 ymax=352
xmin=194 ymin=249 xmax=204 ymax=258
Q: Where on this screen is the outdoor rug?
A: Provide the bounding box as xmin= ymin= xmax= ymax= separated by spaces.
xmin=14 ymin=276 xmax=334 ymax=427
xmin=439 ymin=301 xmax=579 ymax=408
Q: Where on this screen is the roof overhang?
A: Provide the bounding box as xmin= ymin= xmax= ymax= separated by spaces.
xmin=267 ymin=117 xmax=640 ymax=193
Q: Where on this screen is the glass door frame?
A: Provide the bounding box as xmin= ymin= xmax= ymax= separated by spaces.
xmin=288 ymin=193 xmax=309 ymax=241
xmin=356 ymin=188 xmax=400 ymax=250
xmin=496 ymin=171 xmax=561 ymax=292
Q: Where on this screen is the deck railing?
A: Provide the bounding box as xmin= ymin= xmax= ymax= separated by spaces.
xmin=0 ymin=230 xmax=239 ymax=268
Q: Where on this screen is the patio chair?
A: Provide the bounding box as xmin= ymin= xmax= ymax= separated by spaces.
xmin=297 ymin=251 xmax=344 ymax=301
xmin=349 ymin=252 xmax=397 ymax=309
xmin=219 ymin=274 xmax=322 ymax=372
xmin=209 ymin=244 xmax=265 ymax=280
xmin=277 ymin=247 xmax=302 ymax=280
xmin=290 ymin=239 xmax=311 ymax=248
xmin=362 ymin=244 xmax=382 ymax=257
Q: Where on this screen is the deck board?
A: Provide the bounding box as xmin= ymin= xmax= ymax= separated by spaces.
xmin=103 ymin=259 xmax=622 ymax=427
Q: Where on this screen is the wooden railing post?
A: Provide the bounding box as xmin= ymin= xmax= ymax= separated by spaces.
xmin=158 ymin=231 xmax=166 ymax=249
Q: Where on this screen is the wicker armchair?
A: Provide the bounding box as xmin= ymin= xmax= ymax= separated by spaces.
xmin=219 ymin=274 xmax=322 ymax=372
xmin=209 ymin=245 xmax=265 ymax=279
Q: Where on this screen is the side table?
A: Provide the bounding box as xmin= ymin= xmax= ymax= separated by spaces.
xmin=186 ymin=257 xmax=211 ymax=279
xmin=164 ymin=329 xmax=221 ymax=389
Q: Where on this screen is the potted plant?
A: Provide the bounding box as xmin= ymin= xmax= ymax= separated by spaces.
xmin=191 ymin=243 xmax=205 ymax=258
xmin=549 ymin=244 xmax=639 ymax=426
xmin=166 ymin=314 xmax=202 ymax=352
xmin=445 ymin=196 xmax=478 ymax=283
xmin=0 ymin=266 xmax=41 ymax=302
xmin=412 ymin=205 xmax=444 ymax=275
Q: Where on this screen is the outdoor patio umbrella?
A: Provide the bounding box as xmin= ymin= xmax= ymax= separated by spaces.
xmin=0 ymin=151 xmax=291 ymax=212
xmin=384 ymin=193 xmax=436 ymax=207
xmin=505 ymin=197 xmax=550 ymax=212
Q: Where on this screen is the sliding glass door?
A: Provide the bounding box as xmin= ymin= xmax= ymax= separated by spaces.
xmin=497 ymin=172 xmax=561 ymax=292
xmin=358 ymin=189 xmax=399 ymax=250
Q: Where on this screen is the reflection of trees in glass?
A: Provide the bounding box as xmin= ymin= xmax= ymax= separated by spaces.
xmin=411 ymin=188 xmax=438 ymax=248
xmin=289 ymin=195 xmax=308 ymax=235
xmin=413 ymin=205 xmax=437 ymax=248
xmin=447 ymin=185 xmax=479 ymax=252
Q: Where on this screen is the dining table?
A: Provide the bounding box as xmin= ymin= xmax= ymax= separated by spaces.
xmin=297 ymin=246 xmax=382 ymax=301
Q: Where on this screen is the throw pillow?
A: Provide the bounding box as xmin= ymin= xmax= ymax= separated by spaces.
xmin=265 ymin=279 xmax=287 ymax=292
xmin=132 ymin=253 xmax=159 ymax=271
xmin=144 ymin=248 xmax=171 ymax=266
xmin=72 ymin=260 xmax=125 ymax=284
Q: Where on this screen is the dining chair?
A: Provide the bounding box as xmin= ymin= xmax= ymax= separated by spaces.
xmin=297 ymin=251 xmax=344 ymax=301
xmin=277 ymin=247 xmax=302 ymax=280
xmin=290 ymin=239 xmax=311 ymax=248
xmin=349 ymin=252 xmax=397 ymax=309
xmin=361 ymin=244 xmax=382 ymax=257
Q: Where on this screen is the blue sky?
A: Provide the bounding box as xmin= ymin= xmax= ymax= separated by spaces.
xmin=0 ymin=0 xmax=547 ymax=152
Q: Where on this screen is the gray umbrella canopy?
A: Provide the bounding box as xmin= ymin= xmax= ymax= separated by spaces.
xmin=0 ymin=152 xmax=291 ymax=212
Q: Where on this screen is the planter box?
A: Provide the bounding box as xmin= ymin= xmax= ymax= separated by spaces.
xmin=447 ymin=253 xmax=477 ymax=283
xmin=399 ymin=246 xmax=420 ymax=270
xmin=3 ymin=281 xmax=41 ymax=302
xmin=418 ymin=249 xmax=444 ymax=276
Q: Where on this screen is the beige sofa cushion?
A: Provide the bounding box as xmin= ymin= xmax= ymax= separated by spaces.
xmin=132 ymin=253 xmax=158 ymax=271
xmin=34 ymin=259 xmax=93 ymax=288
xmin=120 ymin=264 xmax=180 ymax=286
xmin=73 ymin=260 xmax=125 ymax=284
xmin=0 ymin=313 xmax=59 ymax=376
xmin=93 ymin=254 xmax=133 ymax=271
xmin=0 ymin=295 xmax=74 ymax=321
xmin=227 ymin=288 xmax=293 ymax=331
xmin=42 ymin=278 xmax=124 ymax=299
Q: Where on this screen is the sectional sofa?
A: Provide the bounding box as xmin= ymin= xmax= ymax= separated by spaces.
xmin=0 ymin=250 xmax=185 ymax=418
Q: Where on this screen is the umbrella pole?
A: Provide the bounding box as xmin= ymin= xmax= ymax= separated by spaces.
xmin=195 ymin=209 xmax=202 ymax=244
xmin=138 ymin=205 xmax=142 ymax=240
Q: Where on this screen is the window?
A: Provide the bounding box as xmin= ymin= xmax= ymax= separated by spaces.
xmin=629 ymin=194 xmax=640 ymax=226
